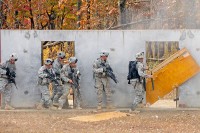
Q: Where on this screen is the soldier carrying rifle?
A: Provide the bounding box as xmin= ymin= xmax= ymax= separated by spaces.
xmin=93 ymin=50 xmax=117 ymax=111
xmin=37 ymin=58 xmax=58 ymax=110
xmin=59 ymin=57 xmax=82 ymax=110
xmin=0 ymin=53 xmax=18 ymax=110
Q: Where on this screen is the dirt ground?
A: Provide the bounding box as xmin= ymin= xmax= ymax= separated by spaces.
xmin=0 ymin=108 xmax=200 ymax=133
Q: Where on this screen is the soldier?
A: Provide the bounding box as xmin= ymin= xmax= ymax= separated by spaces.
xmin=0 ymin=53 xmax=18 ymax=110
xmin=51 ymin=51 xmax=65 ymax=106
xmin=128 ymin=52 xmax=152 ymax=111
xmin=37 ymin=58 xmax=57 ymax=110
xmin=59 ymin=57 xmax=82 ymax=110
xmin=93 ymin=51 xmax=114 ymax=111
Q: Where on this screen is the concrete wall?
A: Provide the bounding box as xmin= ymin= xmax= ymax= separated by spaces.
xmin=1 ymin=30 xmax=200 ymax=108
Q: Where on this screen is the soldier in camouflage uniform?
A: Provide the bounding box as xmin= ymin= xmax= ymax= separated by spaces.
xmin=130 ymin=52 xmax=152 ymax=111
xmin=59 ymin=57 xmax=82 ymax=110
xmin=37 ymin=58 xmax=57 ymax=110
xmin=0 ymin=53 xmax=18 ymax=110
xmin=93 ymin=51 xmax=114 ymax=111
xmin=52 ymin=51 xmax=65 ymax=106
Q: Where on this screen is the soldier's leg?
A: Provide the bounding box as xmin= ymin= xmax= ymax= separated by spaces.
xmin=1 ymin=80 xmax=15 ymax=110
xmin=95 ymin=77 xmax=103 ymax=110
xmin=51 ymin=82 xmax=58 ymax=104
xmin=0 ymin=78 xmax=7 ymax=109
xmin=52 ymin=83 xmax=63 ymax=106
xmin=58 ymin=84 xmax=70 ymax=110
xmin=132 ymin=81 xmax=144 ymax=110
xmin=4 ymin=83 xmax=12 ymax=105
xmin=102 ymin=78 xmax=113 ymax=109
xmin=51 ymin=83 xmax=55 ymax=99
xmin=36 ymin=85 xmax=46 ymax=109
xmin=40 ymin=85 xmax=52 ymax=108
xmin=73 ymin=87 xmax=82 ymax=109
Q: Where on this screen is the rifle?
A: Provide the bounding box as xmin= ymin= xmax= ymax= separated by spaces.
xmin=6 ymin=67 xmax=18 ymax=89
xmin=69 ymin=69 xmax=81 ymax=95
xmin=100 ymin=63 xmax=118 ymax=84
xmin=44 ymin=69 xmax=61 ymax=86
xmin=72 ymin=71 xmax=81 ymax=96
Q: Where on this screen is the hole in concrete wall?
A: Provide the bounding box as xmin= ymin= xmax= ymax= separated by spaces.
xmin=24 ymin=90 xmax=29 ymax=95
xmin=145 ymin=41 xmax=180 ymax=108
xmin=146 ymin=41 xmax=179 ymax=69
xmin=41 ymin=41 xmax=75 ymax=104
xmin=41 ymin=41 xmax=75 ymax=65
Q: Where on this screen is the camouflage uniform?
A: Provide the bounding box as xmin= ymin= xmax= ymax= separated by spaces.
xmin=37 ymin=66 xmax=54 ymax=108
xmin=93 ymin=58 xmax=112 ymax=110
xmin=130 ymin=52 xmax=149 ymax=110
xmin=59 ymin=64 xmax=81 ymax=109
xmin=52 ymin=58 xmax=63 ymax=105
xmin=131 ymin=61 xmax=146 ymax=108
xmin=0 ymin=60 xmax=16 ymax=108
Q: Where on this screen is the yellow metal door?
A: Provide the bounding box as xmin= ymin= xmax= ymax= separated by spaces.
xmin=146 ymin=48 xmax=200 ymax=105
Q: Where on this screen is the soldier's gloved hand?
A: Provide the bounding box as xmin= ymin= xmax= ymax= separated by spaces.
xmin=146 ymin=75 xmax=153 ymax=78
xmin=128 ymin=80 xmax=131 ymax=84
xmin=77 ymin=70 xmax=80 ymax=75
xmin=68 ymin=79 xmax=73 ymax=84
xmin=43 ymin=74 xmax=48 ymax=78
xmin=97 ymin=68 xmax=103 ymax=73
xmin=1 ymin=69 xmax=7 ymax=75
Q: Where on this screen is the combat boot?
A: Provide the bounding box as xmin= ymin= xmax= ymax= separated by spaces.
xmin=106 ymin=103 xmax=115 ymax=110
xmin=137 ymin=103 xmax=145 ymax=108
xmin=131 ymin=103 xmax=137 ymax=111
xmin=53 ymin=102 xmax=59 ymax=107
xmin=49 ymin=105 xmax=58 ymax=110
xmin=58 ymin=104 xmax=63 ymax=110
xmin=97 ymin=105 xmax=102 ymax=111
xmin=36 ymin=103 xmax=45 ymax=110
xmin=5 ymin=104 xmax=15 ymax=110
xmin=76 ymin=106 xmax=82 ymax=110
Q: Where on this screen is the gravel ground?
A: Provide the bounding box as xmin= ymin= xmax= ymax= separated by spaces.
xmin=0 ymin=108 xmax=200 ymax=133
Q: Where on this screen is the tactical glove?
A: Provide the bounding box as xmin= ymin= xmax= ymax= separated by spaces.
xmin=43 ymin=74 xmax=48 ymax=78
xmin=97 ymin=68 xmax=103 ymax=73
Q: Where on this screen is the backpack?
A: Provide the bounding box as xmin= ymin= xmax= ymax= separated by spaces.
xmin=127 ymin=61 xmax=140 ymax=83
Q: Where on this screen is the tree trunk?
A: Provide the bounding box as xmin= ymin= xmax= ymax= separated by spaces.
xmin=119 ymin=0 xmax=127 ymax=25
xmin=77 ymin=0 xmax=82 ymax=29
xmin=0 ymin=1 xmax=3 ymax=29
xmin=86 ymin=0 xmax=90 ymax=29
xmin=28 ymin=0 xmax=35 ymax=29
xmin=14 ymin=10 xmax=20 ymax=29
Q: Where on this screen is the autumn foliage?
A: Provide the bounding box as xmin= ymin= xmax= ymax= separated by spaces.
xmin=0 ymin=0 xmax=200 ymax=30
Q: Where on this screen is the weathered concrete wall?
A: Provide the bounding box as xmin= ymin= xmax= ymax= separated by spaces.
xmin=1 ymin=30 xmax=200 ymax=108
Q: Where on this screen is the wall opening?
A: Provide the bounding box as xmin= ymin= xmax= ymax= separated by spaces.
xmin=146 ymin=41 xmax=180 ymax=108
xmin=41 ymin=41 xmax=75 ymax=108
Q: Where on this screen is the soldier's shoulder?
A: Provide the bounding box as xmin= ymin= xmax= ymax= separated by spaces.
xmin=62 ymin=64 xmax=70 ymax=69
xmin=136 ymin=62 xmax=144 ymax=67
xmin=52 ymin=58 xmax=58 ymax=64
xmin=39 ymin=66 xmax=46 ymax=70
xmin=94 ymin=58 xmax=101 ymax=63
